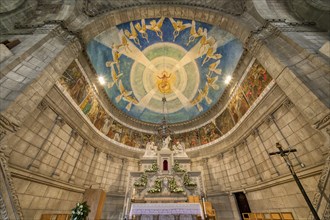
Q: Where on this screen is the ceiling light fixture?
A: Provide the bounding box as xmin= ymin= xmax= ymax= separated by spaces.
xmin=156 ymin=95 xmax=173 ymax=141
xmin=98 ymin=76 xmax=106 ymax=85
xmin=224 ymin=75 xmax=232 ymax=84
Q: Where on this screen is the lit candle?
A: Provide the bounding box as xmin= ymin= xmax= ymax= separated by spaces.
xmin=202 ymin=197 xmax=207 ymax=219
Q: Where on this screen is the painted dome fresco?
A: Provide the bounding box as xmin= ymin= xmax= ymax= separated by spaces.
xmin=87 ymin=17 xmax=243 ymax=124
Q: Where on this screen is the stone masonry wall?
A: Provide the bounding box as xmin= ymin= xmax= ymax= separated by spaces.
xmin=7 ymin=102 xmax=135 ymax=219
xmin=195 ymin=98 xmax=327 ymax=220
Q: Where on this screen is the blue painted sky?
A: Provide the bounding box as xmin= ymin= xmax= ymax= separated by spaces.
xmin=87 ymin=18 xmax=243 ymax=124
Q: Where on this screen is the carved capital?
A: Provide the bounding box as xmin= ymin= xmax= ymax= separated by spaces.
xmin=265 ymin=115 xmax=275 ymax=125
xmin=83 ymin=139 xmax=89 ymax=146
xmin=71 ymin=129 xmax=78 ymax=139
xmin=55 ymin=115 xmax=65 ymax=127
xmin=251 ymin=128 xmax=259 ymax=137
xmin=122 ymin=158 xmax=127 ymax=165
xmin=217 ymin=153 xmax=224 ymax=160
xmin=245 ymin=21 xmax=283 ymax=56
xmin=313 ymin=114 xmax=330 ymax=130
xmin=106 ymin=154 xmax=113 ymax=160
xmin=37 ymin=100 xmax=48 ymax=111
xmin=202 ymin=158 xmax=209 ymax=165
xmin=0 ymin=114 xmax=19 ymax=142
xmin=283 ymin=98 xmax=294 ymax=109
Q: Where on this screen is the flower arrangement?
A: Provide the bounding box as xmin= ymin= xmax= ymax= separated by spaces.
xmin=183 ymin=172 xmax=197 ymax=188
xmin=172 ymin=161 xmax=186 ymax=173
xmin=71 ymin=201 xmax=90 ymax=220
xmin=168 ymin=177 xmax=184 ymax=193
xmin=147 ymin=178 xmax=162 ymax=193
xmin=134 ymin=173 xmax=148 ymax=188
xmin=145 ymin=162 xmax=158 ymax=172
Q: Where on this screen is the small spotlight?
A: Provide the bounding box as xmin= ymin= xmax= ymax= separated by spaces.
xmin=98 ymin=76 xmax=105 ymax=85
xmin=224 ymin=75 xmax=232 ymax=84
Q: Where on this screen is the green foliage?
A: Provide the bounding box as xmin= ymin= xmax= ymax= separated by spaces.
xmin=172 ymin=161 xmax=186 ymax=173
xmin=147 ymin=178 xmax=162 ymax=193
xmin=71 ymin=201 xmax=90 ymax=220
xmin=168 ymin=177 xmax=184 ymax=193
xmin=134 ymin=173 xmax=148 ymax=187
xmin=145 ymin=162 xmax=159 ymax=172
xmin=183 ymin=172 xmax=197 ymax=187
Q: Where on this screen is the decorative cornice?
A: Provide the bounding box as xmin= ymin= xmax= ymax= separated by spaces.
xmin=0 ymin=157 xmax=24 ymax=219
xmin=244 ymin=21 xmax=282 ymax=56
xmin=15 ymin=20 xmax=84 ymax=49
xmin=9 ymin=164 xmax=85 ymax=193
xmin=0 ymin=114 xmax=19 ymax=142
xmin=82 ymin=0 xmax=246 ymax=18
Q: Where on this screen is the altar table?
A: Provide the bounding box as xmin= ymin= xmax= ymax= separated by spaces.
xmin=129 ymin=203 xmax=204 ymax=219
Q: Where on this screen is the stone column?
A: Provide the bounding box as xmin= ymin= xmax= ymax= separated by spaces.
xmin=0 ymin=114 xmax=23 ymax=220
xmin=252 ymin=128 xmax=280 ymax=177
xmin=233 ymin=146 xmax=247 ymax=186
xmin=242 ymin=139 xmax=262 ymax=182
xmin=218 ymin=153 xmax=231 ymax=191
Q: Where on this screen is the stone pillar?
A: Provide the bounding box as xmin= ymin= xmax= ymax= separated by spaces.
xmin=0 ymin=114 xmax=23 ymax=220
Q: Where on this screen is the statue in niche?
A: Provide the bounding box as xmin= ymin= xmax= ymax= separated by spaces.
xmin=143 ymin=141 xmax=157 ymax=157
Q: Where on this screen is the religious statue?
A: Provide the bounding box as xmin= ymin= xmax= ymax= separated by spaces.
xmin=143 ymin=141 xmax=157 ymax=157
xmin=162 ymin=136 xmax=171 ymax=149
xmin=173 ymin=141 xmax=188 ymax=157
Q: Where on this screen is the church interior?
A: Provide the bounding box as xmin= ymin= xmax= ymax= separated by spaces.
xmin=0 ymin=0 xmax=329 ymax=220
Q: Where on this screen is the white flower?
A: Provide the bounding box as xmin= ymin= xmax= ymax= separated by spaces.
xmin=80 ymin=205 xmax=83 ymax=208
xmin=72 ymin=211 xmax=75 ymax=214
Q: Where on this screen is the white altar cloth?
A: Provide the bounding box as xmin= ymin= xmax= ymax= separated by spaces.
xmin=129 ymin=203 xmax=204 ymax=219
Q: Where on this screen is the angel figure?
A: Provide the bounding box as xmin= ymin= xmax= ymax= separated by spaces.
xmin=105 ymin=46 xmax=122 ymax=73
xmin=199 ymin=35 xmax=216 ymax=54
xmin=190 ymin=83 xmax=212 ymax=112
xmin=119 ymin=35 xmax=131 ymax=52
xmin=107 ymin=64 xmax=123 ymax=89
xmin=202 ymin=45 xmax=222 ymax=66
xmin=146 ymin=17 xmax=165 ymax=41
xmin=124 ymin=22 xmax=141 ymax=47
xmin=187 ymin=20 xmax=207 ymax=46
xmin=169 ymin=17 xmax=192 ymax=42
xmin=206 ymin=74 xmax=219 ymax=90
xmin=208 ymin=60 xmax=222 ymax=76
xmin=135 ymin=19 xmax=149 ymax=42
xmin=115 ymin=80 xmax=133 ymax=103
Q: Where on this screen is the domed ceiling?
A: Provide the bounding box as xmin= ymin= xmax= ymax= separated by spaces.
xmin=87 ymin=17 xmax=243 ymax=125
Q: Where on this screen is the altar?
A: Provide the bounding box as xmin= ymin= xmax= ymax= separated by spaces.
xmin=124 ymin=138 xmax=206 ymax=220
xmin=129 ymin=203 xmax=204 ymax=220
